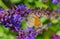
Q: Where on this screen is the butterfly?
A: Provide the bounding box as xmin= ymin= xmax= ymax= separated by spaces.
xmin=26 ymin=13 xmax=42 ymax=28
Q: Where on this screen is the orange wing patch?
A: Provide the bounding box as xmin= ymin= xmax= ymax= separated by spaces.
xmin=34 ymin=15 xmax=40 ymax=26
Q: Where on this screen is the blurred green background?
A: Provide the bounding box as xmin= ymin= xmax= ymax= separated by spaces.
xmin=0 ymin=0 xmax=60 ymax=39
xmin=0 ymin=0 xmax=60 ymax=10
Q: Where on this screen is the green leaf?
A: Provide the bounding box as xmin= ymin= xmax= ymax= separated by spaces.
xmin=48 ymin=0 xmax=58 ymax=10
xmin=35 ymin=1 xmax=48 ymax=8
xmin=0 ymin=26 xmax=4 ymax=37
xmin=0 ymin=0 xmax=8 ymax=9
xmin=20 ymin=20 xmax=27 ymax=30
xmin=2 ymin=34 xmax=7 ymax=39
xmin=48 ymin=26 xmax=58 ymax=32
xmin=27 ymin=0 xmax=33 ymax=3
xmin=43 ymin=30 xmax=53 ymax=39
xmin=10 ymin=0 xmax=21 ymax=3
xmin=3 ymin=27 xmax=9 ymax=34
xmin=39 ymin=16 xmax=48 ymax=23
xmin=50 ymin=19 xmax=58 ymax=24
xmin=56 ymin=31 xmax=60 ymax=36
xmin=35 ymin=33 xmax=43 ymax=39
xmin=7 ymin=35 xmax=17 ymax=39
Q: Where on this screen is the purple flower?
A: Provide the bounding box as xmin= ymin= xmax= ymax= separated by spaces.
xmin=15 ymin=4 xmax=28 ymax=11
xmin=15 ymin=4 xmax=30 ymax=16
xmin=25 ymin=36 xmax=30 ymax=39
xmin=26 ymin=9 xmax=30 ymax=13
xmin=8 ymin=18 xmax=21 ymax=31
xmin=5 ymin=23 xmax=11 ymax=28
xmin=0 ymin=8 xmax=4 ymax=12
xmin=17 ymin=27 xmax=37 ymax=39
xmin=52 ymin=0 xmax=60 ymax=5
xmin=52 ymin=0 xmax=58 ymax=4
xmin=13 ymin=14 xmax=23 ymax=22
xmin=52 ymin=34 xmax=60 ymax=39
xmin=0 ymin=6 xmax=25 ymax=32
xmin=0 ymin=4 xmax=30 ymax=32
xmin=58 ymin=8 xmax=60 ymax=13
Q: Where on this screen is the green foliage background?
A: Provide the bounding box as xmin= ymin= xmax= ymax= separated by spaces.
xmin=0 ymin=0 xmax=60 ymax=39
xmin=0 ymin=0 xmax=60 ymax=9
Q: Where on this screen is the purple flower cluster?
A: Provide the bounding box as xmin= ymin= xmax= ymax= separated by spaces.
xmin=52 ymin=34 xmax=60 ymax=39
xmin=15 ymin=4 xmax=30 ymax=15
xmin=58 ymin=8 xmax=60 ymax=13
xmin=0 ymin=4 xmax=30 ymax=31
xmin=52 ymin=0 xmax=60 ymax=5
xmin=17 ymin=27 xmax=37 ymax=39
xmin=0 ymin=8 xmax=4 ymax=12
